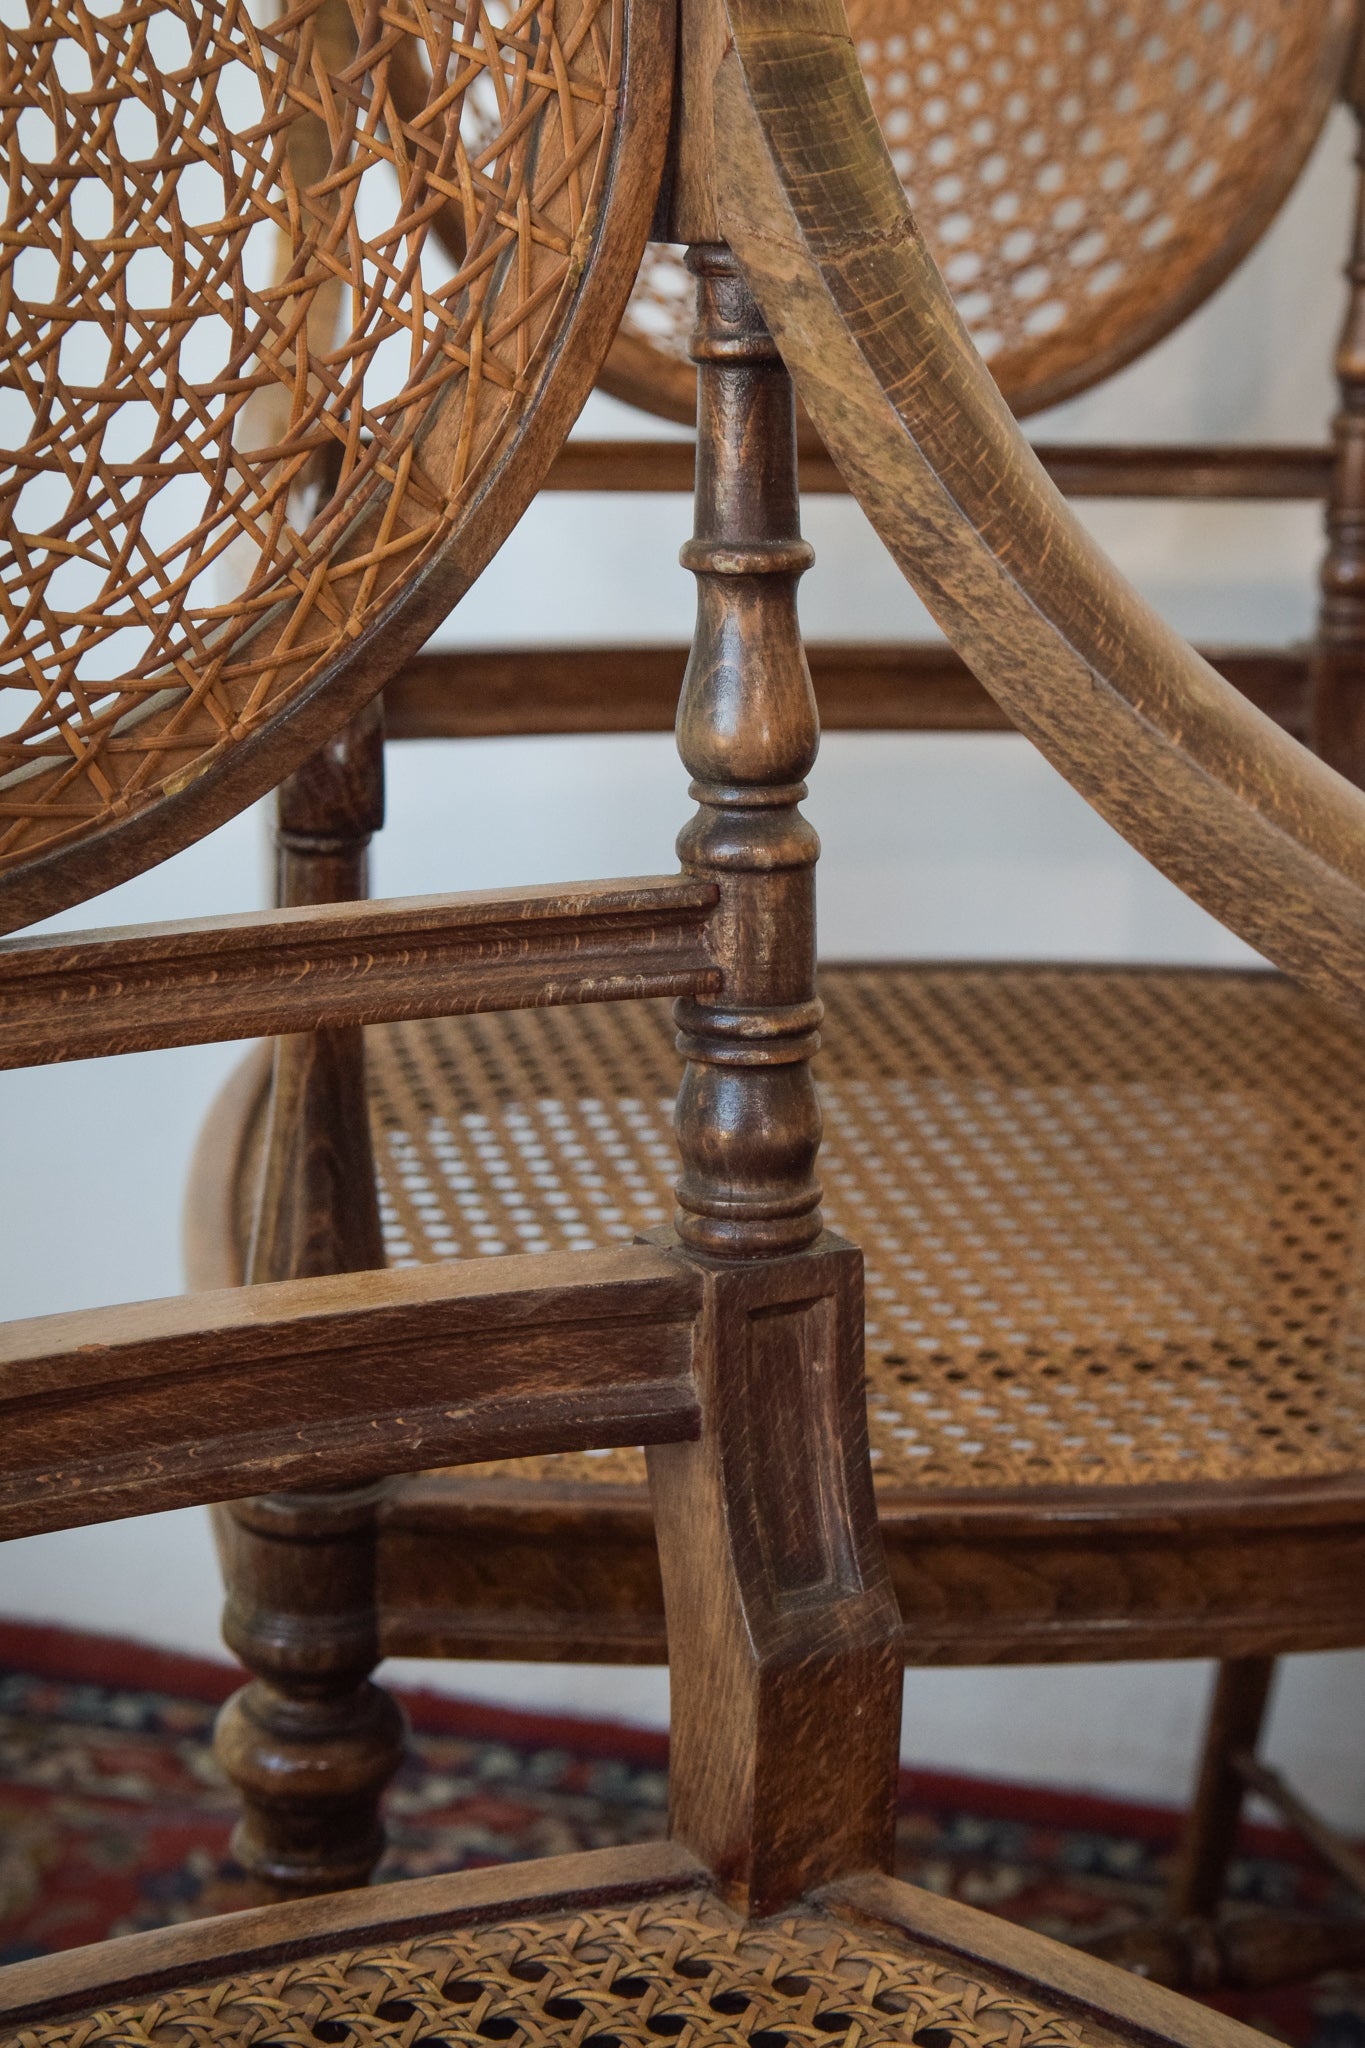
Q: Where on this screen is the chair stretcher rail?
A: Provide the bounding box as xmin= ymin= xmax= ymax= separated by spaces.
xmin=546 ymin=438 xmax=1334 ymax=501
xmin=0 ymin=1245 xmax=701 ymax=1540
xmin=383 ymin=644 xmax=1310 ymax=742
xmin=0 ymin=877 xmax=719 ymax=1067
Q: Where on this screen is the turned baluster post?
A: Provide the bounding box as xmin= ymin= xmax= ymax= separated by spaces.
xmin=214 ymin=700 xmax=407 ymax=1898
xmin=648 ymin=246 xmax=902 ymax=1918
xmin=1312 ymin=45 xmax=1365 ymax=784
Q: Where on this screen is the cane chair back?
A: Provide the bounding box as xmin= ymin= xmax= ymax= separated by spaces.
xmin=603 ymin=0 xmax=1355 ymax=424
xmin=13 ymin=0 xmax=1365 ymax=2035
xmin=0 ymin=0 xmax=669 ymax=935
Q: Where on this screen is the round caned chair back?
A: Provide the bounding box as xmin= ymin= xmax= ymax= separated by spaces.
xmin=605 ymin=0 xmax=1355 ymax=423
xmin=0 ymin=0 xmax=663 ymax=932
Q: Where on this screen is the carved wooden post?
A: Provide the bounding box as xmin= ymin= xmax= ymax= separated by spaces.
xmin=1312 ymin=48 xmax=1365 ymax=785
xmin=214 ymin=699 xmax=406 ymax=1897
xmin=648 ymin=246 xmax=902 ymax=1918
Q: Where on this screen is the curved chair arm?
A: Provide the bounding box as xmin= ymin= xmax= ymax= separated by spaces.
xmin=715 ymin=0 xmax=1365 ymax=1017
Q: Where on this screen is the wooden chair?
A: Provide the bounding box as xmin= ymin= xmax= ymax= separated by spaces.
xmin=15 ymin=8 xmax=1365 ymax=2043
xmin=372 ymin=0 xmax=1365 ymax=766
xmin=11 ymin=0 xmax=1365 ymax=2037
xmin=185 ymin=0 xmax=1365 ymax=1993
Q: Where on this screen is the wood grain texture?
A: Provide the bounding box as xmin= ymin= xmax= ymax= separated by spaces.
xmin=613 ymin=0 xmax=1353 ymax=427
xmin=0 ymin=878 xmax=720 ymax=1068
xmin=0 ymin=0 xmax=676 ymax=938
xmin=362 ymin=1467 xmax=1365 ymax=1670
xmin=0 ymin=1843 xmax=706 ymax=2027
xmin=1167 ymin=1660 xmax=1275 ymax=1923
xmin=543 ymin=438 xmax=1335 ymax=501
xmin=650 ymin=1232 xmax=902 ymax=1918
xmin=672 ymin=245 xmax=823 ymax=1258
xmin=712 ymin=1 xmax=1365 ymax=1019
xmin=1084 ymin=1912 xmax=1365 ymax=1996
xmin=214 ymin=1484 xmax=407 ymax=1899
xmin=247 ymin=707 xmax=388 ymax=1288
xmin=215 ymin=710 xmax=399 ymax=1900
xmin=827 ymin=1872 xmax=1274 ymax=2048
xmin=185 ymin=1050 xmax=1365 ymax=1670
xmin=382 ymin=644 xmax=1312 ymax=742
xmin=0 ymin=1247 xmax=701 ymax=1539
xmin=1313 ymin=79 xmax=1365 ymax=788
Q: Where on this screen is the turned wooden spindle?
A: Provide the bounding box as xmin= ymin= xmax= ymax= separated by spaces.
xmin=672 ymin=244 xmax=823 ymax=1260
xmin=1313 ymin=53 xmax=1365 ymax=787
xmin=215 ymin=700 xmax=406 ymax=1899
xmin=649 ymin=247 xmax=902 ymax=1919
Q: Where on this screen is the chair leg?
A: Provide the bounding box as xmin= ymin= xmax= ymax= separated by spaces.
xmin=1312 ymin=59 xmax=1365 ymax=783
xmin=214 ymin=1486 xmax=406 ymax=1897
xmin=652 ymin=244 xmax=903 ymax=1919
xmin=213 ymin=707 xmax=405 ymax=1897
xmin=1167 ymin=1654 xmax=1276 ymax=1923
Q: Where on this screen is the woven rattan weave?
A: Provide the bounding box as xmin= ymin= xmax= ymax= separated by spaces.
xmin=609 ymin=0 xmax=1350 ymax=420
xmin=224 ymin=965 xmax=1365 ymax=1494
xmin=16 ymin=1886 xmax=1115 ymax=2048
xmin=0 ymin=0 xmax=625 ymax=896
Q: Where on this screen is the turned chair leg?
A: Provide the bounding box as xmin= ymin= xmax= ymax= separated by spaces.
xmin=1313 ymin=53 xmax=1365 ymax=780
xmin=1167 ymin=1655 xmax=1276 ymax=1924
xmin=213 ymin=705 xmax=406 ymax=1897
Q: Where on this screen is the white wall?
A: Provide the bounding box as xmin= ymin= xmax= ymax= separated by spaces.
xmin=3 ymin=109 xmax=1363 ymax=1820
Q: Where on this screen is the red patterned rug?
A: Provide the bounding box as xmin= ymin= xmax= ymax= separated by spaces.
xmin=2 ymin=1622 xmax=1364 ymax=2047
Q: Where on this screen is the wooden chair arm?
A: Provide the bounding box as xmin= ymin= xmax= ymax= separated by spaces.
xmin=715 ymin=0 xmax=1365 ymax=1015
xmin=0 ymin=877 xmax=718 ymax=1068
xmin=0 ymin=1245 xmax=701 ymax=1540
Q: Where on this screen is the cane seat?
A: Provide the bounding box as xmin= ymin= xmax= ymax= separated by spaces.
xmin=603 ymin=0 xmax=1352 ymax=422
xmin=0 ymin=1856 xmax=1248 ymax=2048
xmin=206 ymin=963 xmax=1365 ymax=1501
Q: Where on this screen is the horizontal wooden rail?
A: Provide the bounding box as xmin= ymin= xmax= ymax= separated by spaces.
xmin=0 ymin=1244 xmax=701 ymax=1540
xmin=546 ymin=438 xmax=1333 ymax=501
xmin=0 ymin=877 xmax=719 ymax=1069
xmin=718 ymin=3 xmax=1365 ymax=1019
xmin=384 ymin=643 xmax=1311 ymax=742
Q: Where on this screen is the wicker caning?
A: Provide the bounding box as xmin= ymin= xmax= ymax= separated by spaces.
xmin=0 ymin=0 xmax=626 ymax=912
xmin=606 ymin=0 xmax=1352 ymax=421
xmin=13 ymin=1885 xmax=1120 ymax=2048
xmin=226 ymin=964 xmax=1365 ymax=1495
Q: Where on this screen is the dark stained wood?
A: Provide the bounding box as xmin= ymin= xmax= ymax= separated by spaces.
xmin=1167 ymin=1659 xmax=1276 ymax=1923
xmin=0 ymin=878 xmax=720 ymax=1069
xmin=0 ymin=1246 xmax=701 ymax=1540
xmin=215 ymin=1486 xmax=407 ymax=1900
xmin=651 ymin=1232 xmax=902 ymax=1916
xmin=654 ymin=250 xmax=900 ymax=1916
xmin=249 ymin=704 xmax=388 ymax=1286
xmin=182 ymin=1043 xmax=270 ymax=1294
xmin=1313 ymin=75 xmax=1365 ymax=787
xmin=186 ymin=1065 xmax=1365 ymax=1674
xmin=1038 ymin=445 xmax=1334 ymax=501
xmin=671 ymin=244 xmax=823 ymax=1259
xmin=13 ymin=0 xmax=1365 ymax=2026
xmin=833 ymin=1871 xmax=1281 ymax=2048
xmin=1085 ymin=1913 xmax=1365 ymax=1995
xmin=216 ymin=708 xmax=398 ymax=1901
xmin=383 ymin=643 xmax=1312 ymax=742
xmin=0 ymin=1843 xmax=707 ymax=2027
xmin=364 ymin=1466 xmax=1365 ymax=1669
xmin=883 ymin=1485 xmax=1365 ymax=1663
xmin=0 ymin=0 xmax=678 ymax=940
xmin=713 ymin=4 xmax=1365 ymax=1020
xmin=545 ymin=438 xmax=1334 ymax=501
xmin=378 ymin=1474 xmax=667 ymax=1665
